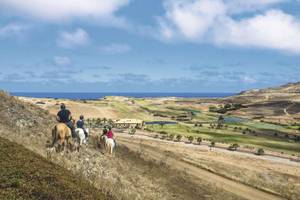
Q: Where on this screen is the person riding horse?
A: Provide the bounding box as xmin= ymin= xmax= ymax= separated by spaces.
xmin=107 ymin=126 xmax=117 ymax=147
xmin=76 ymin=115 xmax=88 ymax=138
xmin=56 ymin=103 xmax=76 ymax=138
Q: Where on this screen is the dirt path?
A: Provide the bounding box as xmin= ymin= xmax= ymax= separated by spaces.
xmin=118 ymin=137 xmax=283 ymax=200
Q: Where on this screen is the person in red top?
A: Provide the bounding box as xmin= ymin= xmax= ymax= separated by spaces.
xmin=107 ymin=127 xmax=114 ymax=138
xmin=106 ymin=126 xmax=116 ymax=146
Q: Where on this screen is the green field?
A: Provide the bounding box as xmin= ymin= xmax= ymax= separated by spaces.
xmin=90 ymin=97 xmax=300 ymax=155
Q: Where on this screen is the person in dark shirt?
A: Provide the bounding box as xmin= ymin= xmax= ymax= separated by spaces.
xmin=76 ymin=115 xmax=88 ymax=138
xmin=57 ymin=103 xmax=76 ymax=138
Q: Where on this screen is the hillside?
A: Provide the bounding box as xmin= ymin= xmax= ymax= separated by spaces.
xmin=0 ymin=137 xmax=109 ymax=200
xmin=226 ymin=83 xmax=300 ymax=124
xmin=0 ymin=91 xmax=112 ymax=200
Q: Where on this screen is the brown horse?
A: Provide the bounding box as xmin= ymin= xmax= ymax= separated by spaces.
xmin=51 ymin=123 xmax=73 ymax=152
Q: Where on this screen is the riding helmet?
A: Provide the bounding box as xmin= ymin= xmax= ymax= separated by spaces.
xmin=60 ymin=103 xmax=66 ymax=110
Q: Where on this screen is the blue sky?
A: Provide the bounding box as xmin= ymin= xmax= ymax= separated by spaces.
xmin=0 ymin=0 xmax=300 ymax=92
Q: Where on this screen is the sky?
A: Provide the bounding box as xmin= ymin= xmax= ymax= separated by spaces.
xmin=0 ymin=0 xmax=300 ymax=93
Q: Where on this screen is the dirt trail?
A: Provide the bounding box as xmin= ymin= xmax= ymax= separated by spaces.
xmin=118 ymin=137 xmax=283 ymax=200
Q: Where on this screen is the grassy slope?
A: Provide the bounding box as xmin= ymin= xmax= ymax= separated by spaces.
xmin=0 ymin=137 xmax=110 ymax=200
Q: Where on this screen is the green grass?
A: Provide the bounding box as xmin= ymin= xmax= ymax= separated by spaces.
xmin=145 ymin=123 xmax=300 ymax=154
xmin=92 ymin=97 xmax=300 ymax=154
xmin=0 ymin=137 xmax=110 ymax=200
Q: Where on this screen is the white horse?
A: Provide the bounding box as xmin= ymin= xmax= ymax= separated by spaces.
xmin=101 ymin=135 xmax=115 ymax=154
xmin=75 ymin=128 xmax=89 ymax=147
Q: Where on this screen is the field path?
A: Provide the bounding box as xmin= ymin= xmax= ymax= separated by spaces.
xmin=118 ymin=137 xmax=283 ymax=200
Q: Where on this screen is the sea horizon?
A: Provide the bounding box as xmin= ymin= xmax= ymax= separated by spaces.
xmin=11 ymin=92 xmax=236 ymax=100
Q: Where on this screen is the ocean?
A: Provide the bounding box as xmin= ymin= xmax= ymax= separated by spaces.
xmin=11 ymin=92 xmax=235 ymax=100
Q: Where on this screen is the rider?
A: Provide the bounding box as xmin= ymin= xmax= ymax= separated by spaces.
xmin=107 ymin=126 xmax=116 ymax=146
xmin=56 ymin=103 xmax=76 ymax=138
xmin=76 ymin=115 xmax=88 ymax=138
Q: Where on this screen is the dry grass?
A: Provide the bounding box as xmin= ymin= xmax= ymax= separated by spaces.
xmin=0 ymin=137 xmax=109 ymax=200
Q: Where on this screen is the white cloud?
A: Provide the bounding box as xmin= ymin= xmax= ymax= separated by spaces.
xmin=98 ymin=43 xmax=131 ymax=55
xmin=241 ymin=76 xmax=257 ymax=84
xmin=214 ymin=10 xmax=300 ymax=53
xmin=160 ymin=0 xmax=225 ymax=40
xmin=57 ymin=28 xmax=89 ymax=48
xmin=0 ymin=0 xmax=130 ymax=22
xmin=54 ymin=56 xmax=71 ymax=66
xmin=158 ymin=0 xmax=300 ymax=54
xmin=0 ymin=23 xmax=27 ymax=37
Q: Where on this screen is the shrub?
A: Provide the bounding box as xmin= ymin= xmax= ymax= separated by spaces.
xmin=159 ymin=131 xmax=168 ymax=135
xmin=128 ymin=128 xmax=136 ymax=135
xmin=168 ymin=134 xmax=175 ymax=141
xmin=196 ymin=137 xmax=202 ymax=145
xmin=161 ymin=135 xmax=167 ymax=140
xmin=256 ymin=148 xmax=265 ymax=155
xmin=187 ymin=136 xmax=194 ymax=143
xmin=176 ymin=135 xmax=182 ymax=142
xmin=210 ymin=141 xmax=215 ymax=147
xmin=228 ymin=143 xmax=239 ymax=151
xmin=154 ymin=134 xmax=159 ymax=139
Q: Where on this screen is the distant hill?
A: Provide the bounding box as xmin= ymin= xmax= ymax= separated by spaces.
xmin=240 ymin=82 xmax=300 ymax=95
xmin=226 ymin=83 xmax=300 ymax=124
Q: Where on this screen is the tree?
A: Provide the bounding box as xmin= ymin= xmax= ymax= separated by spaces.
xmin=108 ymin=119 xmax=114 ymax=126
xmin=210 ymin=141 xmax=215 ymax=147
xmin=218 ymin=115 xmax=224 ymax=125
xmin=256 ymin=148 xmax=265 ymax=155
xmin=176 ymin=135 xmax=182 ymax=142
xmin=169 ymin=134 xmax=175 ymax=141
xmin=187 ymin=136 xmax=194 ymax=143
xmin=103 ymin=117 xmax=107 ymax=124
xmin=196 ymin=137 xmax=202 ymax=145
xmin=228 ymin=143 xmax=239 ymax=151
xmin=96 ymin=118 xmax=101 ymax=128
xmin=224 ymin=103 xmax=232 ymax=109
xmin=129 ymin=128 xmax=136 ymax=135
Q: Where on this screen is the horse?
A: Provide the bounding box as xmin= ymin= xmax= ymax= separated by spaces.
xmin=100 ymin=135 xmax=115 ymax=155
xmin=75 ymin=128 xmax=89 ymax=148
xmin=51 ymin=123 xmax=72 ymax=152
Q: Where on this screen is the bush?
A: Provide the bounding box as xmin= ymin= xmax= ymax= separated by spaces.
xmin=210 ymin=141 xmax=215 ymax=147
xmin=196 ymin=137 xmax=202 ymax=145
xmin=159 ymin=131 xmax=168 ymax=135
xmin=187 ymin=136 xmax=194 ymax=143
xmin=256 ymin=148 xmax=265 ymax=155
xmin=228 ymin=143 xmax=239 ymax=151
xmin=154 ymin=134 xmax=159 ymax=138
xmin=128 ymin=128 xmax=136 ymax=135
xmin=176 ymin=135 xmax=182 ymax=142
xmin=168 ymin=134 xmax=175 ymax=141
xmin=161 ymin=135 xmax=167 ymax=140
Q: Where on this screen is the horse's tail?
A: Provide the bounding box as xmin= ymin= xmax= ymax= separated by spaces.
xmin=51 ymin=125 xmax=57 ymax=147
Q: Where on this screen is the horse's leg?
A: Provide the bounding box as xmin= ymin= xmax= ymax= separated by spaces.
xmin=51 ymin=128 xmax=57 ymax=147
